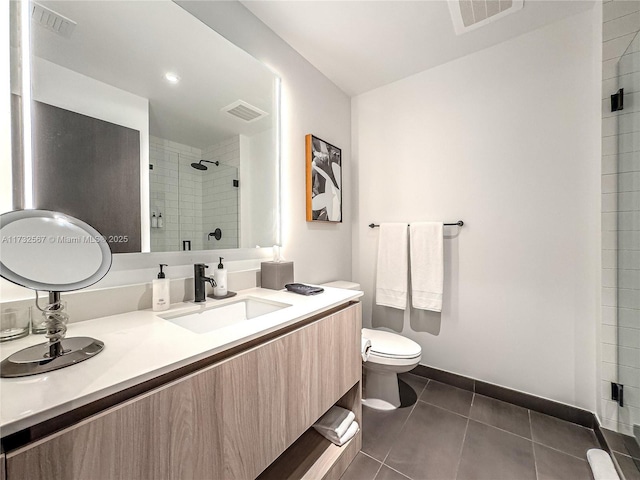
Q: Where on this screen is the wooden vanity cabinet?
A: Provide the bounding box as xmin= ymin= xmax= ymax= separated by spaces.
xmin=5 ymin=302 xmax=362 ymax=480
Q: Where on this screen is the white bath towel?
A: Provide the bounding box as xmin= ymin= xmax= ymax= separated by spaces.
xmin=410 ymin=222 xmax=443 ymax=312
xmin=313 ymin=406 xmax=355 ymax=440
xmin=315 ymin=421 xmax=360 ymax=447
xmin=587 ymin=449 xmax=620 ymax=480
xmin=361 ymin=337 xmax=372 ymax=362
xmin=375 ymin=223 xmax=408 ymax=310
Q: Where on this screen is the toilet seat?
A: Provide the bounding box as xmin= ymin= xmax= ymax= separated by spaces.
xmin=367 ymin=351 xmax=421 ymax=368
xmin=362 ymin=328 xmax=422 ymax=359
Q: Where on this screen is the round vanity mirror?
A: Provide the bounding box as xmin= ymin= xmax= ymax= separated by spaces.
xmin=0 ymin=209 xmax=112 ymax=291
xmin=0 ymin=210 xmax=111 ymax=378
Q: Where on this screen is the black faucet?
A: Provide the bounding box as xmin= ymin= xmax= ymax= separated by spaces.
xmin=194 ymin=263 xmax=216 ymax=303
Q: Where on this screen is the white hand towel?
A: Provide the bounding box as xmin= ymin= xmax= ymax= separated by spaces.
xmin=313 ymin=406 xmax=355 ymax=439
xmin=315 ymin=421 xmax=359 ymax=447
xmin=410 ymin=222 xmax=443 ymax=312
xmin=375 ymin=223 xmax=408 ymax=310
xmin=361 ymin=337 xmax=372 ymax=362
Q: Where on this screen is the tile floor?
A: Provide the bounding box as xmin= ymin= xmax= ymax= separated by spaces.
xmin=602 ymin=428 xmax=640 ymax=480
xmin=342 ymin=373 xmax=601 ymax=480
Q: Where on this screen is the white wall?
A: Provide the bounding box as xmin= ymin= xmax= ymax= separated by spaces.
xmin=352 ymin=10 xmax=601 ymax=410
xmin=178 ymin=1 xmax=352 ymax=284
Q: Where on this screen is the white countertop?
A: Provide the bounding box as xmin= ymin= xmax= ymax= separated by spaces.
xmin=0 ymin=286 xmax=362 ymax=437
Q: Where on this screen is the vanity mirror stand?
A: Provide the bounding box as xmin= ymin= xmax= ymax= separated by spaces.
xmin=0 ymin=292 xmax=104 ymax=378
xmin=0 ymin=209 xmax=112 ymax=378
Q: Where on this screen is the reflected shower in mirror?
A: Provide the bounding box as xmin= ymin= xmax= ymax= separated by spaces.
xmin=150 ymin=142 xmax=239 ymax=252
xmin=12 ymin=1 xmax=280 ymax=253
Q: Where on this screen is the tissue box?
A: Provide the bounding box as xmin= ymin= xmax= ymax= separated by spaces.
xmin=261 ymin=261 xmax=294 ymax=290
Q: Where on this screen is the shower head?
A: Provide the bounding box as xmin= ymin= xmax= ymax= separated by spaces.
xmin=190 ymin=160 xmax=219 ymax=171
xmin=191 ymin=162 xmax=207 ymax=171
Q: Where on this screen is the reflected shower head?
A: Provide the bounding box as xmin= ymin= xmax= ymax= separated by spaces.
xmin=190 ymin=160 xmax=219 ymax=171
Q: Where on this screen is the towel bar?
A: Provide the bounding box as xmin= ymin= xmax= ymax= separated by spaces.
xmin=368 ymin=221 xmax=464 ymax=228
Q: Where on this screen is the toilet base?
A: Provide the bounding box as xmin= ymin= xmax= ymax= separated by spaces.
xmin=363 ymin=369 xmax=401 ymax=410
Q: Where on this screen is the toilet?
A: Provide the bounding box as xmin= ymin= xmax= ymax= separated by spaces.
xmin=322 ymin=281 xmax=423 ymax=411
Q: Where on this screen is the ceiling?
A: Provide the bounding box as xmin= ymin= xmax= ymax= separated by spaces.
xmin=241 ymin=0 xmax=595 ymax=96
xmin=31 ymin=1 xmax=277 ymax=149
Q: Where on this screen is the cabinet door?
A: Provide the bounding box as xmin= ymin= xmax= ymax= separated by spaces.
xmin=6 ymin=366 xmax=223 ymax=480
xmin=317 ymin=303 xmax=361 ymax=414
xmin=221 ymin=304 xmax=361 ymax=479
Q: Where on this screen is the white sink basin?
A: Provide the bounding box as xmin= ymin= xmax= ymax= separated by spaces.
xmin=160 ymin=297 xmax=292 ymax=334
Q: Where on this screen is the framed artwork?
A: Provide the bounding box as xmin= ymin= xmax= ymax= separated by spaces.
xmin=305 ymin=134 xmax=342 ymax=222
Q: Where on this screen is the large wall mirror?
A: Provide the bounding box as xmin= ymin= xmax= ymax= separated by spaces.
xmin=10 ymin=0 xmax=280 ymax=254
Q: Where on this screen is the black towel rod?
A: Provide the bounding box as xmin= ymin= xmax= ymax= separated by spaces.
xmin=369 ymin=221 xmax=464 ymax=228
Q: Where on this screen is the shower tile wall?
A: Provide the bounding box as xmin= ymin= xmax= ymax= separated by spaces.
xmin=202 ymin=137 xmax=240 ymax=249
xmin=601 ymin=0 xmax=640 ymax=435
xmin=149 ymin=136 xmax=203 ymax=252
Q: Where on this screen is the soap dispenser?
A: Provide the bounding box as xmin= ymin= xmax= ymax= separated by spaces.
xmin=213 ymin=257 xmax=227 ymax=297
xmin=153 ymin=264 xmax=170 ymax=311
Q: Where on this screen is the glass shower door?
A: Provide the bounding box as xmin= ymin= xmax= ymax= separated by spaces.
xmin=616 ymin=29 xmax=640 ymax=473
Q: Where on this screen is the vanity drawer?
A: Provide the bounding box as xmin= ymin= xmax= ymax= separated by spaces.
xmin=5 ymin=302 xmax=361 ymax=480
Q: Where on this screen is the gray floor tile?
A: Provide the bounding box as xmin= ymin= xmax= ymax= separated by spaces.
xmin=615 ymin=453 xmax=640 ymax=480
xmin=362 ymin=403 xmax=414 ymax=462
xmin=456 ymin=420 xmax=536 ymax=480
xmin=385 ymin=402 xmax=468 ymax=480
xmin=469 ymin=394 xmax=531 ymax=439
xmin=603 ymin=428 xmax=640 ymax=459
xmin=341 ymin=452 xmax=382 ymax=480
xmin=534 ymin=443 xmax=594 ymax=480
xmin=398 ymin=373 xmax=428 ymax=397
xmin=396 ymin=374 xmax=427 ymax=408
xmin=530 ymin=411 xmax=599 ymax=459
xmin=374 ymin=465 xmax=410 ymax=480
xmin=420 ymin=380 xmax=474 ymax=417
xmin=363 ymin=374 xmax=426 ymax=407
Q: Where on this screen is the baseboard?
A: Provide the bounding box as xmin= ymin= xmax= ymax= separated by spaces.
xmin=410 ymin=364 xmax=597 ymax=429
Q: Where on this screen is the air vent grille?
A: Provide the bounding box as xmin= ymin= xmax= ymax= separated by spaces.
xmin=31 ymin=2 xmax=77 ymax=38
xmin=449 ymin=0 xmax=523 ymax=35
xmin=222 ymin=100 xmax=268 ymax=123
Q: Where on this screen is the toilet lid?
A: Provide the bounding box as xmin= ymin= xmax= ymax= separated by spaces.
xmin=362 ymin=328 xmax=422 ymax=359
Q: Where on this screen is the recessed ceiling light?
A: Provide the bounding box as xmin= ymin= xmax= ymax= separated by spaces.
xmin=164 ymin=72 xmax=180 ymax=84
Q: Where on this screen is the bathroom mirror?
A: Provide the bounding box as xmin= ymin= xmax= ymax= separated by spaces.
xmin=0 ymin=209 xmax=112 ymax=291
xmin=11 ymin=0 xmax=279 ymax=254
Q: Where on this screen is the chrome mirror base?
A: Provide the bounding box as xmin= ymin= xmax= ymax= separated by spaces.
xmin=0 ymin=337 xmax=104 ymax=378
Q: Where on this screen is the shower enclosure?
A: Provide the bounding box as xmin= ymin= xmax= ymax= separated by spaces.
xmin=149 ymin=137 xmax=239 ymax=252
xmin=614 ymin=28 xmax=640 ymax=473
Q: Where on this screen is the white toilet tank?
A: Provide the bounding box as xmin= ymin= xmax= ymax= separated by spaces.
xmin=321 ymin=281 xmax=361 ymax=290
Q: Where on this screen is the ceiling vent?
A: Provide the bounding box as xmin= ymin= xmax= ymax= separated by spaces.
xmin=448 ymin=0 xmax=523 ymax=35
xmin=222 ymin=100 xmax=268 ymax=123
xmin=31 ymin=2 xmax=77 ymax=38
